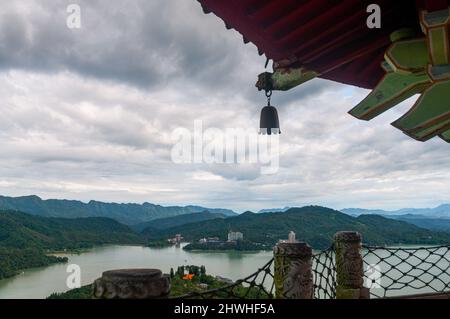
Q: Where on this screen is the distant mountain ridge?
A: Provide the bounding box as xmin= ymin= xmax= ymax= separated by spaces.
xmin=342 ymin=204 xmax=450 ymax=218
xmin=0 ymin=195 xmax=237 ymax=225
xmin=391 ymin=215 xmax=450 ymax=233
xmin=257 ymin=207 xmax=291 ymax=214
xmin=143 ymin=206 xmax=450 ymax=249
xmin=131 ymin=212 xmax=227 ymax=232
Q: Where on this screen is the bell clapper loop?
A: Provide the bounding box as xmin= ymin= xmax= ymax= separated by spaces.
xmin=265 ymin=89 xmax=272 ymax=106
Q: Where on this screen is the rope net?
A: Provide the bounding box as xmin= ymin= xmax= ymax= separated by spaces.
xmin=173 ymin=258 xmax=275 ymax=299
xmin=174 ymin=249 xmax=337 ymax=300
xmin=312 ymin=246 xmax=336 ymax=299
xmin=362 ymin=245 xmax=450 ymax=298
xmin=171 ymin=244 xmax=450 ymax=299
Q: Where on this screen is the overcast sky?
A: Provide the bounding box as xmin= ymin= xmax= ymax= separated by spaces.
xmin=0 ymin=0 xmax=449 ymax=212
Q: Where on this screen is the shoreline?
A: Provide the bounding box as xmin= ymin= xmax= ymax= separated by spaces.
xmin=1 ymin=244 xmax=148 ymax=282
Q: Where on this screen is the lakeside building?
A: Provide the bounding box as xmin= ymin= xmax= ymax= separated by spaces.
xmin=228 ymin=231 xmax=244 ymax=242
xmin=227 ymin=231 xmax=244 ymax=242
xmin=278 ymin=231 xmax=298 ymax=244
xmin=199 ymin=237 xmax=221 ymax=244
xmin=288 ymin=231 xmax=296 ymax=243
xmin=168 ymin=234 xmax=183 ymax=245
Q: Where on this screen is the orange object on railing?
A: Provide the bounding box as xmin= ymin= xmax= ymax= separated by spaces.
xmin=182 ymin=274 xmax=195 ymax=281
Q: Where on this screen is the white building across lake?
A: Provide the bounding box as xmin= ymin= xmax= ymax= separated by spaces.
xmin=228 ymin=231 xmax=244 ymax=242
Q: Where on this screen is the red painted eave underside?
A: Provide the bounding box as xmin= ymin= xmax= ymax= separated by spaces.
xmin=198 ymin=0 xmax=450 ymax=89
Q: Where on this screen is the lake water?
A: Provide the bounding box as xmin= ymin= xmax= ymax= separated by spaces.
xmin=1 ymin=245 xmax=448 ymax=299
xmin=0 ymin=245 xmax=273 ymax=299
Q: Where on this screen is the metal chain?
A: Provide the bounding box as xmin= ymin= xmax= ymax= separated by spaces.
xmin=265 ymin=89 xmax=272 ymax=106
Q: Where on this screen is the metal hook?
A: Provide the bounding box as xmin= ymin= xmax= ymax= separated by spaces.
xmin=265 ymin=90 xmax=272 ymax=106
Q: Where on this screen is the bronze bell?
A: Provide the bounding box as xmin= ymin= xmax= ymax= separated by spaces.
xmin=260 ymin=105 xmax=281 ymax=135
xmin=260 ymin=90 xmax=281 ymax=135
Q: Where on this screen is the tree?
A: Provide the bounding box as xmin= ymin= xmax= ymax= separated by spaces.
xmin=176 ymin=266 xmax=184 ymax=277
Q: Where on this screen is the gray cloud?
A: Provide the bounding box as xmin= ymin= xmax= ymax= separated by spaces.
xmin=0 ymin=0 xmax=266 ymax=94
xmin=0 ymin=1 xmax=449 ymax=212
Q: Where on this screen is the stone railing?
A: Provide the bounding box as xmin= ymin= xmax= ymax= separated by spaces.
xmin=93 ymin=269 xmax=170 ymax=299
xmin=272 ymin=231 xmax=369 ymax=299
xmin=91 ymin=231 xmax=370 ymax=299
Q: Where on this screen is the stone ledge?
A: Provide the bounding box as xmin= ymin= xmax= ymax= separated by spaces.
xmin=93 ymin=269 xmax=170 ymax=299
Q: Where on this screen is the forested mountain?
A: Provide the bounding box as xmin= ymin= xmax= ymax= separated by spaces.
xmin=0 ymin=195 xmax=237 ymax=225
xmin=390 ymin=215 xmax=450 ymax=233
xmin=132 ymin=212 xmax=226 ymax=232
xmin=142 ymin=206 xmax=450 ymax=249
xmin=0 ymin=210 xmax=143 ymax=250
xmin=0 ymin=248 xmax=66 ymax=280
xmin=257 ymin=207 xmax=290 ymax=214
xmin=342 ymin=204 xmax=450 ymax=218
xmin=0 ymin=210 xmax=143 ymax=279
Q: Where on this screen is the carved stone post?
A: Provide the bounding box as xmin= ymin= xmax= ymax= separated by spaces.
xmin=273 ymin=242 xmax=313 ymax=299
xmin=93 ymin=269 xmax=170 ymax=299
xmin=334 ymin=232 xmax=369 ymax=299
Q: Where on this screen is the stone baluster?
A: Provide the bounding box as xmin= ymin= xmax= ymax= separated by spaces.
xmin=273 ymin=242 xmax=314 ymax=299
xmin=334 ymin=231 xmax=369 ymax=299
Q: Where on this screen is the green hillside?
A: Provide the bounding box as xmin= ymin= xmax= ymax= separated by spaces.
xmin=390 ymin=215 xmax=450 ymax=233
xmin=0 ymin=248 xmax=67 ymax=280
xmin=0 ymin=210 xmax=143 ymax=250
xmin=132 ymin=211 xmax=226 ymax=232
xmin=142 ymin=206 xmax=450 ymax=249
xmin=0 ymin=210 xmax=144 ymax=279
